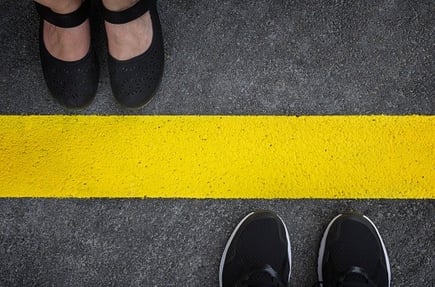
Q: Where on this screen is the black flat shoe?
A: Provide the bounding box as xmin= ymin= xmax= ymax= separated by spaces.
xmin=35 ymin=0 xmax=99 ymax=108
xmin=102 ymin=0 xmax=164 ymax=108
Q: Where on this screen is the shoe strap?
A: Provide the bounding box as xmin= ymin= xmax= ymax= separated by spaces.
xmin=102 ymin=0 xmax=154 ymax=24
xmin=34 ymin=0 xmax=90 ymax=28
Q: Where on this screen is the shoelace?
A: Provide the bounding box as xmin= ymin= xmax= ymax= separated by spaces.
xmin=312 ymin=266 xmax=378 ymax=287
xmin=338 ymin=266 xmax=377 ymax=287
xmin=236 ymin=264 xmax=287 ymax=287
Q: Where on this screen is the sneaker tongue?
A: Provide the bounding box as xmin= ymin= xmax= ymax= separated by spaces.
xmin=248 ymin=271 xmax=274 ymax=285
xmin=345 ymin=273 xmax=369 ymax=283
xmin=339 ymin=266 xmax=377 ymax=287
xmin=243 ymin=265 xmax=284 ymax=287
xmin=340 ymin=272 xmax=375 ymax=287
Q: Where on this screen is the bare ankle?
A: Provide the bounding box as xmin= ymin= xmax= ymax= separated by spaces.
xmin=105 ymin=12 xmax=153 ymax=61
xmin=102 ymin=0 xmax=140 ymax=11
xmin=43 ymin=19 xmax=90 ymax=61
xmin=35 ymin=0 xmax=83 ymax=14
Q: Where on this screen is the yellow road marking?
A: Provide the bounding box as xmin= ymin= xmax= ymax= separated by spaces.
xmin=0 ymin=115 xmax=433 ymax=198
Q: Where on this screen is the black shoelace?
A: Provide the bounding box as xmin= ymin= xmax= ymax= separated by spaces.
xmin=236 ymin=264 xmax=287 ymax=287
xmin=312 ymin=266 xmax=378 ymax=287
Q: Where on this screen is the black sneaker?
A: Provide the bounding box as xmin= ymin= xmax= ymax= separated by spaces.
xmin=219 ymin=210 xmax=291 ymax=287
xmin=317 ymin=213 xmax=391 ymax=287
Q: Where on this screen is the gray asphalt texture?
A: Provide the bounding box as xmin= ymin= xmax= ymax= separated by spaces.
xmin=0 ymin=0 xmax=434 ymax=114
xmin=0 ymin=0 xmax=434 ymax=287
xmin=1 ymin=200 xmax=434 ymax=287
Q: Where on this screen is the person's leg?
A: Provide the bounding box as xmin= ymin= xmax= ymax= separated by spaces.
xmin=101 ymin=0 xmax=153 ymax=60
xmin=317 ymin=213 xmax=391 ymax=287
xmin=34 ymin=0 xmax=81 ymax=13
xmin=34 ymin=0 xmax=90 ymax=61
xmin=219 ymin=210 xmax=291 ymax=287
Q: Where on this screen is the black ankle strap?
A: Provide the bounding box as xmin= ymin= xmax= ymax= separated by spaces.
xmin=34 ymin=0 xmax=90 ymax=28
xmin=102 ymin=0 xmax=154 ymax=24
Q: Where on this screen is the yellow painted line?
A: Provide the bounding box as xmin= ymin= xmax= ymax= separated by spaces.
xmin=0 ymin=115 xmax=433 ymax=198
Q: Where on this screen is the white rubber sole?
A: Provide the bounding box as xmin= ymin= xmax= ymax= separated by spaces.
xmin=219 ymin=211 xmax=292 ymax=287
xmin=317 ymin=214 xmax=391 ymax=287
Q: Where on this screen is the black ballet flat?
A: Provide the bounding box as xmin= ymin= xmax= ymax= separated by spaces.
xmin=102 ymin=0 xmax=164 ymax=108
xmin=35 ymin=0 xmax=99 ymax=108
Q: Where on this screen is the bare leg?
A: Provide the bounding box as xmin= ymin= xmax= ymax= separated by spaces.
xmin=34 ymin=0 xmax=90 ymax=61
xmin=102 ymin=0 xmax=153 ymax=61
